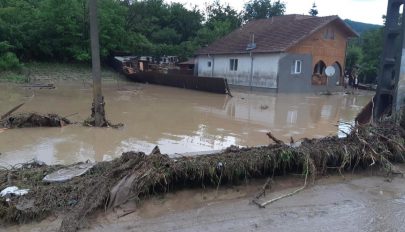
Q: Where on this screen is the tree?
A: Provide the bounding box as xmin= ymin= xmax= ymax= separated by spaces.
xmin=89 ymin=0 xmax=107 ymax=127
xmin=308 ymin=2 xmax=318 ymax=16
xmin=0 ymin=0 xmax=245 ymax=62
xmin=192 ymin=0 xmax=242 ymax=48
xmin=168 ymin=3 xmax=203 ymax=42
xmin=345 ymin=27 xmax=383 ymax=84
xmin=243 ymin=0 xmax=285 ymax=22
xmin=359 ymin=28 xmax=383 ymax=83
xmin=195 ymin=20 xmax=234 ymax=46
xmin=346 ymin=45 xmax=362 ymax=70
xmin=205 ymin=0 xmax=241 ymax=30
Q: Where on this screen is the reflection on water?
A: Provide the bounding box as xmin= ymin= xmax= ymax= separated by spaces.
xmin=0 ymin=81 xmax=373 ymax=165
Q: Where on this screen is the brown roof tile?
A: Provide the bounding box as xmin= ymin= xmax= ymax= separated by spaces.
xmin=196 ymin=14 xmax=358 ymax=55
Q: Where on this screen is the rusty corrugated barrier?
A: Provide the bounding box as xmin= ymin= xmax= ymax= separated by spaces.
xmin=126 ymin=72 xmax=229 ymax=94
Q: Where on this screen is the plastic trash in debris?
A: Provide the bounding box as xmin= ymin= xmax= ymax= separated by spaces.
xmin=43 ymin=162 xmax=95 ymax=183
xmin=1 ymin=186 xmax=29 ymax=197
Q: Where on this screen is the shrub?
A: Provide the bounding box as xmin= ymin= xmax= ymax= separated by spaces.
xmin=0 ymin=52 xmax=21 ymax=70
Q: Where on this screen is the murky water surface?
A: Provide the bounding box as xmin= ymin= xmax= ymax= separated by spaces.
xmin=0 ymin=81 xmax=372 ymax=165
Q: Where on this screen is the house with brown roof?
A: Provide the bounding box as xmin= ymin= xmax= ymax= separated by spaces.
xmin=195 ymin=14 xmax=358 ymax=92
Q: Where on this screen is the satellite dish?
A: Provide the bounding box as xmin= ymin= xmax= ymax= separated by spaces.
xmin=325 ymin=66 xmax=336 ymax=77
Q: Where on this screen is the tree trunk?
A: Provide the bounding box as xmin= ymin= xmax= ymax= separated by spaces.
xmin=89 ymin=0 xmax=106 ymax=127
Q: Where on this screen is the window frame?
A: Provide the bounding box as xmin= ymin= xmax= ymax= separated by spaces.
xmin=323 ymin=28 xmax=335 ymax=40
xmin=229 ymin=58 xmax=238 ymax=71
xmin=208 ymin=61 xmax=212 ymax=67
xmin=292 ymin=60 xmax=302 ymax=74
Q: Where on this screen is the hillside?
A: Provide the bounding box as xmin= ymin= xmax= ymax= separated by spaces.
xmin=344 ymin=19 xmax=382 ymax=34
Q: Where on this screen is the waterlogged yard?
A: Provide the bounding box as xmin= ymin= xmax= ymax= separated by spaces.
xmin=0 ymin=63 xmax=373 ymax=166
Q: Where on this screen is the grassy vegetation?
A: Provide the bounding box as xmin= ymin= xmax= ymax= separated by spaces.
xmin=0 ymin=73 xmax=27 ymax=83
xmin=0 ymin=62 xmax=120 ymax=83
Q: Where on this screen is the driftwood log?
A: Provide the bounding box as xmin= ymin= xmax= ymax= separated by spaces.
xmin=0 ymin=121 xmax=403 ymax=232
xmin=0 ymin=103 xmax=25 ymax=120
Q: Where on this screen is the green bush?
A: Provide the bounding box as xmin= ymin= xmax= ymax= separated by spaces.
xmin=0 ymin=52 xmax=21 ymax=70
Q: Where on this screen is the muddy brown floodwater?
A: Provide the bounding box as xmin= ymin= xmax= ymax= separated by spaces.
xmin=0 ymin=80 xmax=372 ymax=166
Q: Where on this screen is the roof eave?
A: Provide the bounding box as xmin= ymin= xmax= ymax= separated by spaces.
xmin=195 ymin=50 xmax=285 ymax=56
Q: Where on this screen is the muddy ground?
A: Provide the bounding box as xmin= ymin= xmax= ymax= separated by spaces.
xmin=4 ymin=172 xmax=405 ymax=232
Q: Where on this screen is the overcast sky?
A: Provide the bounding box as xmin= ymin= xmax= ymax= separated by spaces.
xmin=166 ymin=0 xmax=387 ymax=25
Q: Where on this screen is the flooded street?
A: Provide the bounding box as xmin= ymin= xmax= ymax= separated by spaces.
xmin=0 ymin=80 xmax=372 ymax=165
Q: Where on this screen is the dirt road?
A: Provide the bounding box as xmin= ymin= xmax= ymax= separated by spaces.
xmin=7 ymin=174 xmax=404 ymax=232
xmin=86 ymin=176 xmax=405 ymax=232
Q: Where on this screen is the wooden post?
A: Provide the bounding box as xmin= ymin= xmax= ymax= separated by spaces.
xmin=89 ymin=0 xmax=106 ymax=126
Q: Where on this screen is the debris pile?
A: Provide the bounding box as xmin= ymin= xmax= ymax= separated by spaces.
xmin=0 ymin=121 xmax=404 ymax=232
xmin=0 ymin=103 xmax=70 ymax=129
xmin=1 ymin=113 xmax=70 ymax=128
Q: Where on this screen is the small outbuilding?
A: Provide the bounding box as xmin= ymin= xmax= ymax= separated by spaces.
xmin=195 ymin=14 xmax=358 ymax=92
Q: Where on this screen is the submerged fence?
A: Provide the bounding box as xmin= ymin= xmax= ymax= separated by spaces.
xmin=127 ymin=72 xmax=229 ymax=94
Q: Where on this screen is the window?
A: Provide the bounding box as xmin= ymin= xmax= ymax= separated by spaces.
xmin=230 ymin=59 xmax=238 ymax=71
xmin=323 ymin=28 xmax=335 ymax=40
xmin=292 ymin=60 xmax=302 ymax=74
xmin=208 ymin=61 xmax=212 ymax=67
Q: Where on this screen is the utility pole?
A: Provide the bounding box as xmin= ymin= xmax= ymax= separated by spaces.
xmin=374 ymin=0 xmax=405 ymax=122
xmin=89 ymin=0 xmax=106 ymax=126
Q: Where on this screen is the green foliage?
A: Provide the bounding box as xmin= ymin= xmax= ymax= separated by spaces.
xmin=0 ymin=0 xmax=284 ymax=62
xmin=345 ymin=27 xmax=383 ymax=84
xmin=346 ymin=45 xmax=363 ymax=70
xmin=359 ymin=28 xmax=383 ymax=83
xmin=243 ymin=0 xmax=285 ymax=22
xmin=308 ymin=2 xmax=318 ymax=16
xmin=195 ymin=20 xmax=234 ymax=46
xmin=0 ymin=0 xmax=209 ymax=62
xmin=0 ymin=41 xmax=14 ymax=53
xmin=205 ymin=0 xmax=242 ymax=31
xmin=1 ymin=73 xmax=27 ymax=83
xmin=0 ymin=52 xmax=21 ymax=70
xmin=0 ymin=41 xmax=21 ymax=71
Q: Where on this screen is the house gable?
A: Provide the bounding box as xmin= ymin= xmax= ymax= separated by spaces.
xmin=287 ymin=19 xmax=353 ymax=72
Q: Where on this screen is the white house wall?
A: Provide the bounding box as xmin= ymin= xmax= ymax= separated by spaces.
xmin=197 ymin=56 xmax=213 ymax=77
xmin=197 ymin=53 xmax=283 ymax=89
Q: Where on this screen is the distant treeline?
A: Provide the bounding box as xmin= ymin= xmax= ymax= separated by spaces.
xmin=0 ymin=0 xmax=286 ymax=66
xmin=344 ymin=19 xmax=381 ymax=35
xmin=0 ymin=0 xmax=383 ymax=84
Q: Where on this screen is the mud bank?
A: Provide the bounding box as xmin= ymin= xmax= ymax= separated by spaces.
xmin=0 ymin=121 xmax=403 ymax=232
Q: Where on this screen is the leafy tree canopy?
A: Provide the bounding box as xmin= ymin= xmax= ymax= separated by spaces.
xmin=345 ymin=27 xmax=383 ymax=84
xmin=243 ymin=0 xmax=286 ymax=22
